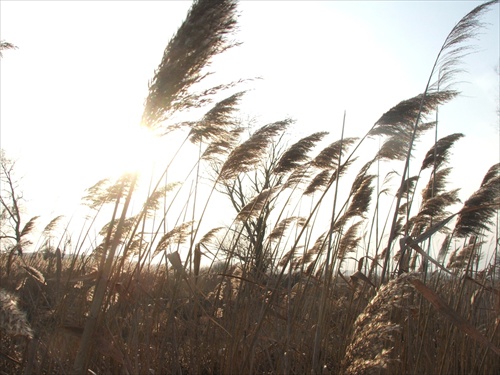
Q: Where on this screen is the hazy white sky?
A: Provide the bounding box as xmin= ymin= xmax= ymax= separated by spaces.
xmin=1 ymin=1 xmax=499 ymax=247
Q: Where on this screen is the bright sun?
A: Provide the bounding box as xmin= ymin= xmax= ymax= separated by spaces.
xmin=98 ymin=123 xmax=162 ymax=181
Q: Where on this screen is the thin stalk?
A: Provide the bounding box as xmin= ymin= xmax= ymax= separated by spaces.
xmin=312 ymin=110 xmax=347 ymax=372
xmin=72 ymin=174 xmax=138 ymax=374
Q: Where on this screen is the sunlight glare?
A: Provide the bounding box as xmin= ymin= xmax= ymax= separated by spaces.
xmin=105 ymin=123 xmax=161 ymax=180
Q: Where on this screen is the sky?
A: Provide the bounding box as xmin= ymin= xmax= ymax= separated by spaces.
xmin=1 ymin=1 xmax=499 ymax=255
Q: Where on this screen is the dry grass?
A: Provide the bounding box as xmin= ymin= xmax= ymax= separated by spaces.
xmin=1 ymin=0 xmax=499 ymax=374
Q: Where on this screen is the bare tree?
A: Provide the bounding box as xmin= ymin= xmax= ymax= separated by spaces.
xmin=0 ymin=150 xmax=38 ymax=274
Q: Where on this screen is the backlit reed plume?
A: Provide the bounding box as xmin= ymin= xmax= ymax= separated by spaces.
xmin=142 ymin=0 xmax=239 ymax=129
xmin=267 ymin=216 xmax=307 ymax=242
xmin=420 ymin=133 xmax=464 ymax=171
xmin=0 ymin=40 xmax=17 ymax=58
xmin=342 ymin=273 xmax=417 ymax=375
xmin=406 ymin=166 xmax=461 ymax=236
xmin=189 ymin=91 xmax=245 ymax=144
xmin=304 ymin=169 xmax=332 ymax=196
xmin=274 ymin=132 xmax=328 ymax=174
xmin=311 ymin=137 xmax=357 ymax=169
xmin=396 ymin=175 xmax=419 ymax=200
xmin=283 ymin=165 xmax=312 ymax=189
xmin=304 ymin=159 xmax=357 ymax=196
xmin=333 ymin=174 xmax=375 ymax=232
xmin=345 ymin=175 xmax=375 ymax=220
xmin=370 ymin=91 xmax=456 ymax=136
xmin=301 ymin=232 xmax=327 ymax=273
xmin=41 ymin=215 xmax=65 ymax=236
xmin=236 ymin=187 xmax=280 ymax=221
xmin=143 ymin=182 xmax=180 ymax=213
xmin=338 ymin=221 xmax=363 ymax=263
xmin=0 ymin=289 xmax=34 ymax=339
xmin=431 ymin=0 xmax=498 ymax=91
xmin=454 ymin=163 xmax=500 ymax=237
xmin=375 ymin=121 xmax=436 ymax=162
xmin=421 ymin=167 xmax=453 ymax=201
xmin=154 ymin=221 xmax=195 ymax=256
xmin=219 ymin=119 xmax=292 ymax=181
xmin=20 ymin=216 xmax=38 ymax=239
xmin=437 ymin=234 xmax=452 ymax=262
xmin=198 ymin=226 xmax=224 ymax=245
xmin=99 ymin=215 xmax=138 ymax=243
xmin=202 ymin=127 xmax=244 ymax=161
xmin=447 ymin=236 xmax=484 ymax=270
xmin=350 ymin=160 xmax=375 ymax=196
xmin=82 ymin=174 xmax=135 ymax=210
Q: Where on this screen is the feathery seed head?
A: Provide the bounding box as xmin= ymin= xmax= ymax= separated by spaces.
xmin=142 ymin=0 xmax=239 ymax=129
xmin=0 ymin=289 xmax=34 ymax=339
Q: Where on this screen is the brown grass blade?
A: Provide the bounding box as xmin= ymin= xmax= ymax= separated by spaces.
xmin=22 ymin=265 xmax=46 ymax=285
xmin=405 ymin=238 xmax=452 ymax=275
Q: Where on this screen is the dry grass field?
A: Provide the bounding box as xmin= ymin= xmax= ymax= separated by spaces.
xmin=1 ymin=1 xmax=499 ymax=374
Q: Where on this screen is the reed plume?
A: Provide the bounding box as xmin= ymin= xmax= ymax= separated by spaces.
xmin=454 ymin=163 xmax=500 ymax=237
xmin=338 ymin=221 xmax=363 ymax=263
xmin=19 ymin=216 xmax=39 ymax=239
xmin=236 ymin=187 xmax=280 ymax=221
xmin=41 ymin=215 xmax=65 ymax=236
xmin=154 ymin=221 xmax=195 ymax=255
xmin=142 ymin=0 xmax=239 ymax=129
xmin=342 ymin=273 xmax=418 ymax=375
xmin=311 ymin=137 xmax=357 ymax=169
xmin=346 ymin=175 xmax=376 ymax=220
xmin=406 ymin=134 xmax=463 ymax=237
xmin=283 ymin=165 xmax=312 ymax=189
xmin=202 ymin=127 xmax=244 ymax=161
xmin=370 ymin=91 xmax=454 ymax=134
xmin=0 ymin=289 xmax=34 ymax=339
xmin=189 ymin=91 xmax=245 ymax=144
xmin=99 ymin=215 xmax=138 ymax=242
xmin=304 ymin=169 xmax=332 ymax=196
xmin=267 ymin=216 xmax=307 ymax=242
xmin=219 ymin=120 xmax=292 ymax=181
xmin=143 ymin=182 xmax=180 ymax=213
xmin=274 ymin=132 xmax=328 ymax=174
xmin=82 ymin=174 xmax=135 ymax=210
xmin=447 ymin=236 xmax=484 ymax=270
xmin=437 ymin=234 xmax=452 ymax=262
xmin=421 ymin=167 xmax=452 ymax=201
xmin=198 ymin=226 xmax=224 ymax=245
xmin=0 ymin=40 xmax=17 ymax=58
xmin=22 ymin=265 xmax=46 ymax=285
xmin=431 ymin=0 xmax=498 ymax=91
xmin=420 ymin=133 xmax=464 ymax=171
xmin=304 ymin=159 xmax=356 ymax=196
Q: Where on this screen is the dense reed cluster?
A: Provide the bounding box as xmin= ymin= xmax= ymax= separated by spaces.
xmin=1 ymin=0 xmax=499 ymax=373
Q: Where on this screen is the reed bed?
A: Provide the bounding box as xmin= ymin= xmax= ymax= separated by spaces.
xmin=1 ymin=0 xmax=499 ymax=374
